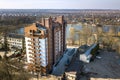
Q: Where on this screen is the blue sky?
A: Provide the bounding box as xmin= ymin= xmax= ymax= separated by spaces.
xmin=0 ymin=0 xmax=120 ymax=9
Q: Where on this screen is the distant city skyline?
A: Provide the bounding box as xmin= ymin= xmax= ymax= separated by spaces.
xmin=0 ymin=0 xmax=120 ymax=9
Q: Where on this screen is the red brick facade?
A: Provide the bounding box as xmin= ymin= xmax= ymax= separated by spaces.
xmin=25 ymin=16 xmax=66 ymax=75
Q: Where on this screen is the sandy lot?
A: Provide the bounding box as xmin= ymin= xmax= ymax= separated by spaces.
xmin=0 ymin=51 xmax=14 ymax=58
xmin=83 ymin=50 xmax=120 ymax=80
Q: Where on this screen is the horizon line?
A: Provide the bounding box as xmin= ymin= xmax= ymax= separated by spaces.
xmin=0 ymin=8 xmax=120 ymax=10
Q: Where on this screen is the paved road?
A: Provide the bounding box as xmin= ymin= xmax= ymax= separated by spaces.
xmin=52 ymin=48 xmax=77 ymax=76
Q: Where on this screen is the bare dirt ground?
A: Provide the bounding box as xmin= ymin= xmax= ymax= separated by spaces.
xmin=0 ymin=51 xmax=14 ymax=58
xmin=81 ymin=50 xmax=120 ymax=80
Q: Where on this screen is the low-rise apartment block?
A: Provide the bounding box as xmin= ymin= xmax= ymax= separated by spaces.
xmin=0 ymin=33 xmax=24 ymax=49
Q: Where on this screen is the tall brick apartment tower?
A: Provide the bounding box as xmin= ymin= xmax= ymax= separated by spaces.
xmin=25 ymin=16 xmax=66 ymax=75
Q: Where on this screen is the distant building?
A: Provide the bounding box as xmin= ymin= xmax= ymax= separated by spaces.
xmin=7 ymin=34 xmax=24 ymax=49
xmin=25 ymin=16 xmax=66 ymax=75
xmin=1 ymin=33 xmax=24 ymax=49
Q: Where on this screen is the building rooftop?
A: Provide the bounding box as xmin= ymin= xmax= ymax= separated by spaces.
xmin=84 ymin=44 xmax=97 ymax=56
xmin=8 ymin=33 xmax=24 ymax=39
xmin=35 ymin=23 xmax=47 ymax=31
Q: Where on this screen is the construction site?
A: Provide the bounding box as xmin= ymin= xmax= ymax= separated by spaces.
xmin=80 ymin=49 xmax=120 ymax=80
xmin=27 ymin=42 xmax=120 ymax=80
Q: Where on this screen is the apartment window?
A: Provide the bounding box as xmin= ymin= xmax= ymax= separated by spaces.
xmin=37 ymin=30 xmax=41 ymax=33
xmin=30 ymin=30 xmax=32 ymax=33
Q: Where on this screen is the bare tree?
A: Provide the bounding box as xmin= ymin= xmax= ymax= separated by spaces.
xmin=3 ymin=28 xmax=9 ymax=59
xmin=0 ymin=57 xmax=31 ymax=80
xmin=69 ymin=26 xmax=75 ymax=45
xmin=80 ymin=23 xmax=92 ymax=45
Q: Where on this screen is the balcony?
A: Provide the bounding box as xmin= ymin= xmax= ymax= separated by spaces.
xmin=35 ymin=53 xmax=41 ymax=57
xmin=35 ymin=60 xmax=41 ymax=65
xmin=41 ymin=67 xmax=47 ymax=72
xmin=28 ymin=48 xmax=36 ymax=52
xmin=29 ymin=55 xmax=34 ymax=59
xmin=28 ymin=40 xmax=34 ymax=43
xmin=29 ymin=52 xmax=35 ymax=55
xmin=29 ymin=59 xmax=35 ymax=63
xmin=35 ymin=45 xmax=40 ymax=48
xmin=28 ymin=44 xmax=35 ymax=48
xmin=35 ymin=57 xmax=41 ymax=60
xmin=35 ymin=67 xmax=41 ymax=71
xmin=36 ymin=49 xmax=41 ymax=53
